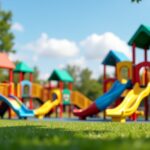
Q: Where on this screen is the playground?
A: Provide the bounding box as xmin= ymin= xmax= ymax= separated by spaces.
xmin=0 ymin=0 xmax=150 ymax=150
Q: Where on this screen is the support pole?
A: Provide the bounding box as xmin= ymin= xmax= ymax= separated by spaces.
xmin=103 ymin=65 xmax=106 ymax=92
xmin=29 ymin=73 xmax=33 ymax=109
xmin=131 ymin=43 xmax=137 ymax=121
xmin=144 ymin=48 xmax=148 ymax=121
xmin=19 ymin=72 xmax=23 ymax=82
xmin=103 ymin=65 xmax=106 ymax=120
xmin=132 ymin=43 xmax=136 ymax=84
xmin=59 ymin=81 xmax=64 ymax=118
xmin=8 ymin=69 xmax=13 ymax=119
xmin=68 ymin=82 xmax=73 ymax=118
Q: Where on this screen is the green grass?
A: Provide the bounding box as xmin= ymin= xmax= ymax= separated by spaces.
xmin=0 ymin=120 xmax=150 ymax=150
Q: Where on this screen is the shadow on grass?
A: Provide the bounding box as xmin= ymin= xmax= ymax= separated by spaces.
xmin=0 ymin=124 xmax=149 ymax=150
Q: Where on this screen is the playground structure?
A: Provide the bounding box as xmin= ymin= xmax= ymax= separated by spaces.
xmin=74 ymin=24 xmax=150 ymax=122
xmin=106 ymin=24 xmax=150 ymax=122
xmin=0 ymin=58 xmax=92 ymax=119
xmin=0 ymin=24 xmax=150 ymax=122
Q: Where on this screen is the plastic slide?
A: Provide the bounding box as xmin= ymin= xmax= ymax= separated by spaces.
xmin=0 ymin=94 xmax=34 ymax=118
xmin=71 ymin=91 xmax=92 ymax=109
xmin=73 ymin=80 xmax=131 ymax=119
xmin=106 ymin=82 xmax=150 ymax=122
xmin=34 ymin=98 xmax=61 ymax=118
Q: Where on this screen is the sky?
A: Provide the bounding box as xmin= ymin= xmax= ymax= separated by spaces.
xmin=1 ymin=0 xmax=150 ymax=80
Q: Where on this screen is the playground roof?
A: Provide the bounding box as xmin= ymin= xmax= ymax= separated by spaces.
xmin=48 ymin=69 xmax=74 ymax=82
xmin=102 ymin=50 xmax=129 ymax=66
xmin=128 ymin=24 xmax=150 ymax=49
xmin=14 ymin=62 xmax=33 ymax=73
xmin=0 ymin=53 xmax=15 ymax=69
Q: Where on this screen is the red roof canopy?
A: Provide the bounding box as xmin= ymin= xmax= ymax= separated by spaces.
xmin=0 ymin=53 xmax=15 ymax=69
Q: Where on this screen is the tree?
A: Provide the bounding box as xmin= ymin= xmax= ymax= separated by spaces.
xmin=131 ymin=0 xmax=142 ymax=3
xmin=32 ymin=66 xmax=40 ymax=83
xmin=66 ymin=65 xmax=103 ymax=100
xmin=0 ymin=8 xmax=15 ymax=53
xmin=66 ymin=65 xmax=81 ymax=90
xmin=78 ymin=68 xmax=102 ymax=100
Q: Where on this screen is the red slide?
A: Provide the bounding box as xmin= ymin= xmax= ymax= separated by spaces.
xmin=73 ymin=103 xmax=100 ymax=120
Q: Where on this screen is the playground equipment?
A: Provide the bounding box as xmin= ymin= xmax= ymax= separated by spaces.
xmin=0 ymin=53 xmax=15 ymax=118
xmin=48 ymin=69 xmax=74 ymax=118
xmin=102 ymin=50 xmax=130 ymax=93
xmin=101 ymin=50 xmax=130 ymax=118
xmin=71 ymin=91 xmax=92 ymax=109
xmin=14 ymin=62 xmax=46 ymax=108
xmin=0 ymin=94 xmax=34 ymax=118
xmin=74 ymin=58 xmax=132 ymax=119
xmin=106 ymin=83 xmax=150 ymax=122
xmin=48 ymin=69 xmax=93 ymax=118
xmin=34 ymin=89 xmax=61 ymax=118
xmin=0 ymin=88 xmax=61 ymax=118
xmin=106 ymin=25 xmax=150 ymax=122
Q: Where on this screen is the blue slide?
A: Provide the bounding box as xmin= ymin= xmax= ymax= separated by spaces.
xmin=0 ymin=94 xmax=34 ymax=118
xmin=73 ymin=80 xmax=132 ymax=119
xmin=95 ymin=80 xmax=131 ymax=111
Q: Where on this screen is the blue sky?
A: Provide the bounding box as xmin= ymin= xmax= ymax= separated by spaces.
xmin=1 ymin=0 xmax=150 ymax=79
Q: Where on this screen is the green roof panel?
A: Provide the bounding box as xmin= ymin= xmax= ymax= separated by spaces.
xmin=128 ymin=24 xmax=150 ymax=49
xmin=48 ymin=69 xmax=74 ymax=82
xmin=14 ymin=62 xmax=33 ymax=73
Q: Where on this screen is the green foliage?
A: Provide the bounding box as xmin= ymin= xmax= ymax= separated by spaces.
xmin=0 ymin=8 xmax=15 ymax=53
xmin=32 ymin=66 xmax=40 ymax=83
xmin=66 ymin=66 xmax=102 ymax=100
xmin=66 ymin=65 xmax=80 ymax=88
xmin=0 ymin=120 xmax=150 ymax=150
xmin=131 ymin=0 xmax=142 ymax=3
xmin=0 ymin=69 xmax=9 ymax=82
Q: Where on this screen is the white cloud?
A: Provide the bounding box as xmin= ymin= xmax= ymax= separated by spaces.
xmin=67 ymin=56 xmax=87 ymax=69
xmin=9 ymin=53 xmax=24 ymax=61
xmin=80 ymin=32 xmax=131 ymax=61
xmin=32 ymin=55 xmax=38 ymax=62
xmin=58 ymin=63 xmax=65 ymax=69
xmin=24 ymin=33 xmax=79 ymax=58
xmin=39 ymin=73 xmax=49 ymax=80
xmin=11 ymin=22 xmax=24 ymax=32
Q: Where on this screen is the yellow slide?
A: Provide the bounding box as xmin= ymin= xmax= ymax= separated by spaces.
xmin=106 ymin=83 xmax=150 ymax=123
xmin=34 ymin=99 xmax=60 ymax=119
xmin=34 ymin=89 xmax=61 ymax=119
xmin=71 ymin=91 xmax=92 ymax=109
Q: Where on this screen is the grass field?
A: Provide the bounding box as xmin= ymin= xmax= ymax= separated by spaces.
xmin=0 ymin=120 xmax=150 ymax=150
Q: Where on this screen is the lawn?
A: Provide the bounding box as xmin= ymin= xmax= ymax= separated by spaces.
xmin=0 ymin=119 xmax=150 ymax=150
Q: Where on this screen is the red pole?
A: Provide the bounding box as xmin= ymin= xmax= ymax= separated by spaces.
xmin=132 ymin=43 xmax=136 ymax=65
xmin=103 ymin=65 xmax=107 ymax=120
xmin=144 ymin=48 xmax=147 ymax=62
xmin=103 ymin=65 xmax=106 ymax=93
xmin=30 ymin=73 xmax=33 ymax=82
xmin=68 ymin=82 xmax=73 ymax=118
xmin=9 ymin=69 xmax=13 ymax=95
xmin=130 ymin=43 xmax=137 ymax=121
xmin=29 ymin=73 xmax=33 ymax=109
xmin=8 ymin=69 xmax=13 ymax=119
xmin=19 ymin=72 xmax=23 ymax=82
xmin=132 ymin=43 xmax=136 ymax=84
xmin=144 ymin=48 xmax=148 ymax=121
xmin=59 ymin=81 xmax=64 ymax=118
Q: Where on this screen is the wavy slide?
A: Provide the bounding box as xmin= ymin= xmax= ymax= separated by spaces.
xmin=73 ymin=80 xmax=131 ymax=119
xmin=0 ymin=94 xmax=34 ymax=118
xmin=34 ymin=99 xmax=60 ymax=118
xmin=106 ymin=83 xmax=150 ymax=122
xmin=0 ymin=90 xmax=61 ymax=118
